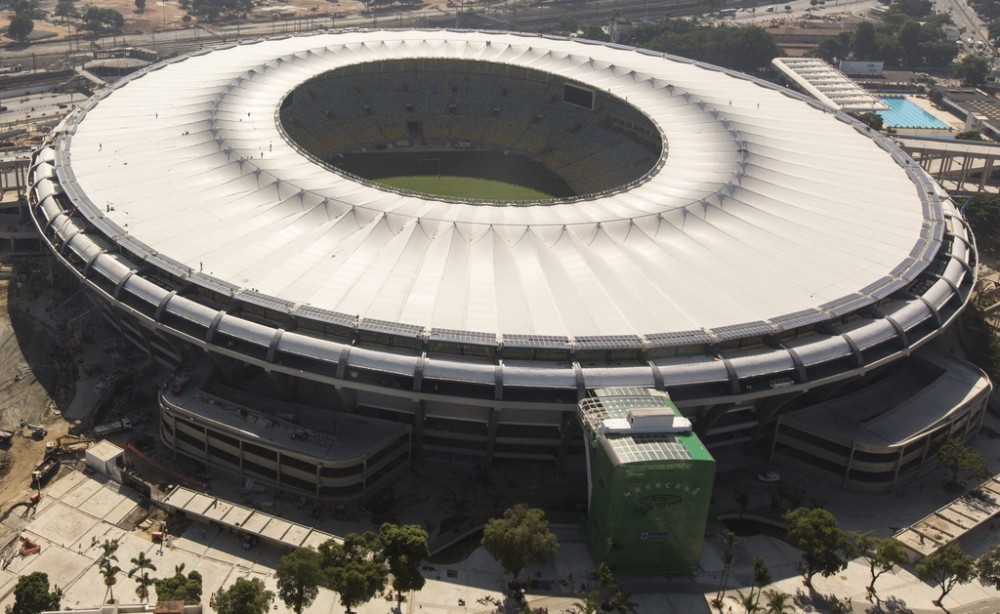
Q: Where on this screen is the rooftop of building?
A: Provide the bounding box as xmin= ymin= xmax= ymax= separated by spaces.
xmin=778 ymin=351 xmax=991 ymax=448
xmin=578 ymin=387 xmax=713 ymax=465
xmin=940 ymin=87 xmax=1000 ymax=128
xmin=163 ymin=374 xmax=409 ymax=462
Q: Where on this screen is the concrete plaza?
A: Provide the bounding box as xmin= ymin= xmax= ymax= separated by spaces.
xmin=2 ymin=444 xmax=1000 ymax=613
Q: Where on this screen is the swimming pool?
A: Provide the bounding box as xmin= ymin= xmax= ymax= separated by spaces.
xmin=877 ymin=97 xmax=952 ymax=130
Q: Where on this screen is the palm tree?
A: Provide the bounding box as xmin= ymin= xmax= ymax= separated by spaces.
xmin=715 ymin=530 xmax=739 ymax=608
xmin=749 ymin=556 xmax=771 ymax=611
xmin=128 ymin=551 xmax=157 ymax=603
xmin=571 ymin=590 xmax=602 ymax=614
xmin=762 ymin=589 xmax=792 ymax=614
xmin=730 ymin=589 xmax=760 ymax=614
xmin=735 ymin=490 xmax=750 ymax=531
xmin=98 ymin=539 xmax=122 ymax=604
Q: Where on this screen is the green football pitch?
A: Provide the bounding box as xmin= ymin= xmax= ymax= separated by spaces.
xmin=376 ymin=175 xmax=553 ymax=201
xmin=331 ymin=150 xmax=575 ymax=201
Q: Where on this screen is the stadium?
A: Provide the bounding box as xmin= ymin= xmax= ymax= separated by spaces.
xmin=28 ymin=30 xmax=988 ymax=502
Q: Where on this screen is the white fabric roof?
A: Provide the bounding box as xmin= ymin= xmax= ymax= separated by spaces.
xmin=62 ymin=30 xmax=931 ymax=340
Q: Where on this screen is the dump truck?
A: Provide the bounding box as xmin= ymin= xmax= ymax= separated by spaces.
xmin=93 ymin=418 xmax=132 ymax=439
xmin=31 ymin=456 xmax=59 ymax=486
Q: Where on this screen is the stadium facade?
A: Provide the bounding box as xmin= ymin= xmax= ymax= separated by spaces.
xmin=28 ymin=30 xmax=987 ymax=501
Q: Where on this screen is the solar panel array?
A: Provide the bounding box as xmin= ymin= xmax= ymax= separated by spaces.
xmin=613 ymin=434 xmax=691 ymax=464
xmin=578 ymin=387 xmax=693 ymax=464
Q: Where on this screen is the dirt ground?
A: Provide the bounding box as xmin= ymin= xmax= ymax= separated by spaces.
xmin=1 ymin=0 xmax=444 ymax=41
xmin=0 ymin=277 xmax=74 ymax=539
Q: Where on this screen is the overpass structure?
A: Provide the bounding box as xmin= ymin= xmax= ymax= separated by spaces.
xmin=897 ymin=135 xmax=1000 ymax=194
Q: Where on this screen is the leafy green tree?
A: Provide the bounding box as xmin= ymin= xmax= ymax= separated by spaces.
xmin=783 ymin=508 xmax=854 ymax=587
xmin=559 ymin=13 xmax=579 ymax=33
xmin=955 ymin=53 xmax=991 ymax=86
xmin=128 ymin=552 xmax=157 ymax=603
xmin=320 ymin=533 xmax=388 ymax=614
xmin=964 ymin=194 xmax=1000 ymax=259
xmin=854 ymin=532 xmax=908 ymax=600
xmin=154 ymin=565 xmax=203 ymax=604
xmin=54 ymin=0 xmax=77 ymax=18
xmin=7 ymin=14 xmax=34 ymax=43
xmin=916 ymin=542 xmax=977 ymax=606
xmin=853 ymin=21 xmax=880 ymax=59
xmin=135 ymin=0 xmax=146 ymax=11
xmin=82 ymin=6 xmax=124 ymax=33
xmin=213 ymin=577 xmax=273 ymax=614
xmin=854 ymin=112 xmax=884 ymax=131
xmin=978 ymin=544 xmax=1000 ymax=589
xmin=956 ymin=130 xmax=985 ymax=140
xmin=482 ymin=504 xmax=559 ymax=586
xmin=811 ymin=33 xmax=852 ymax=63
xmin=990 ymin=18 xmax=1000 ymax=44
xmin=895 ymin=0 xmax=933 ymax=18
xmin=898 ymin=20 xmax=922 ymax=64
xmin=9 ymin=0 xmax=45 ymax=18
xmin=627 ymin=20 xmax=781 ymax=76
xmin=275 ymin=548 xmax=323 ymax=614
xmin=581 ymin=25 xmax=610 ymax=42
xmin=877 ymin=34 xmax=904 ymax=66
xmin=98 ymin=539 xmax=122 ymax=604
xmin=937 ymin=437 xmax=990 ymax=488
xmin=379 ymin=523 xmax=429 ymax=605
xmin=188 ymin=0 xmax=251 ymax=20
xmin=12 ymin=572 xmax=60 ymax=614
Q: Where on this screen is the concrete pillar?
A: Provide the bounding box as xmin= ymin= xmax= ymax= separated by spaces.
xmin=557 ymin=410 xmax=575 ymax=463
xmin=958 ymin=155 xmax=972 ymax=191
xmin=485 ymin=407 xmax=500 ymax=469
xmin=412 ymin=399 xmax=425 ymax=458
xmin=980 ymin=157 xmax=995 ymax=191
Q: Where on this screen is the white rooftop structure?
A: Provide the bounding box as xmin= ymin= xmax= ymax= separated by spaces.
xmin=772 ymin=57 xmax=889 ymax=112
xmin=31 ymin=31 xmax=977 ymax=467
xmin=54 ymin=32 xmax=927 ymax=339
xmin=85 ymin=440 xmax=124 ymax=481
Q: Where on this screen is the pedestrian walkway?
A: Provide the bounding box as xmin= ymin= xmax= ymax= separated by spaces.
xmin=894 ymin=473 xmax=1000 ymax=560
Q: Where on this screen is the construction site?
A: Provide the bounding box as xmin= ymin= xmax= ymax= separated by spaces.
xmin=0 ymin=242 xmax=219 ymax=562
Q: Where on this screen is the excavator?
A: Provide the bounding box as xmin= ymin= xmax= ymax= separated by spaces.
xmin=44 ymin=434 xmax=94 ymax=458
